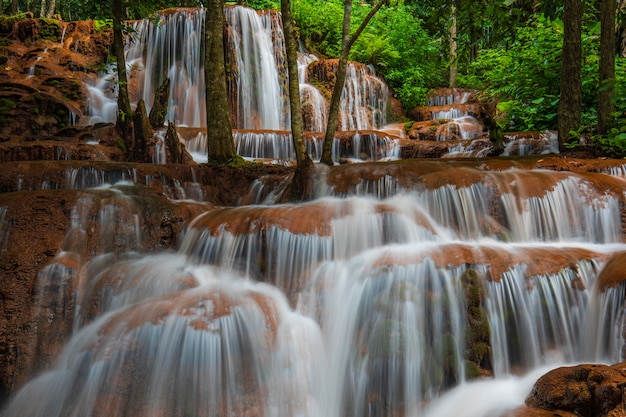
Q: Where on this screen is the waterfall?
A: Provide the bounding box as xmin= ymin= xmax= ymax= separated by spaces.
xmin=3 ymin=163 xmax=626 ymax=417
xmin=225 ymin=7 xmax=289 ymax=130
xmin=125 ymin=8 xmax=207 ymax=127
xmin=84 ymin=6 xmax=394 ymax=163
xmin=339 ymin=63 xmax=389 ymax=131
xmin=299 ymin=53 xmax=327 ymax=132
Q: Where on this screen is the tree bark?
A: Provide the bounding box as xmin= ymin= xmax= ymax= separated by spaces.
xmin=45 ymin=0 xmax=55 ymax=17
xmin=449 ymin=3 xmax=458 ymax=88
xmin=557 ymin=0 xmax=582 ymax=148
xmin=112 ymin=0 xmax=133 ymax=150
xmin=281 ymin=0 xmax=314 ymax=199
xmin=320 ymin=0 xmax=387 ymax=166
xmin=598 ymin=0 xmax=616 ymax=135
xmin=618 ymin=0 xmax=626 ymax=57
xmin=205 ymin=0 xmax=237 ymax=164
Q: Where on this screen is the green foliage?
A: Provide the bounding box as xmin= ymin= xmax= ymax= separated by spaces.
xmin=293 ymin=1 xmax=443 ymax=110
xmin=93 ymin=19 xmax=112 ymax=32
xmin=230 ymin=0 xmax=279 ymax=10
xmin=52 ymin=0 xmax=200 ymax=21
xmin=586 ymin=59 xmax=626 ymax=157
xmin=459 ymin=15 xmax=601 ymax=133
xmin=459 ymin=16 xmax=561 ymax=131
xmin=349 ymin=5 xmax=443 ymax=110
xmin=292 ymin=0 xmax=344 ymax=57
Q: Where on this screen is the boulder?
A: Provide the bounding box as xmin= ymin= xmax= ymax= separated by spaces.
xmin=519 ymin=363 xmax=626 ymax=417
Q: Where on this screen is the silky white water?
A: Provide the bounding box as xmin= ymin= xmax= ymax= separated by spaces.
xmin=3 ymin=164 xmax=626 ymax=417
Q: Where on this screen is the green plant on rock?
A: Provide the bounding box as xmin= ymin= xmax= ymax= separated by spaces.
xmin=460 ymin=268 xmax=491 ymax=378
xmin=39 ymin=18 xmax=62 ymax=41
xmin=93 ymin=19 xmax=113 ymax=32
xmin=0 ymin=97 xmax=15 ymax=125
xmin=0 ymin=13 xmax=31 ymax=35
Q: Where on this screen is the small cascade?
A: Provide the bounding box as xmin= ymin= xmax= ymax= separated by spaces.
xmin=85 ymin=64 xmax=118 ymax=124
xmin=407 ymin=88 xmax=484 ymax=142
xmin=26 ymin=48 xmax=49 ymax=78
xmin=126 ymin=8 xmax=206 ymax=127
xmin=176 ymin=128 xmax=399 ymax=164
xmin=339 ymin=63 xmax=389 ymax=131
xmin=225 ymin=7 xmax=289 ymax=130
xmin=64 ymin=166 xmax=137 ymax=189
xmin=427 ymin=88 xmax=472 ymax=106
xmin=152 ymin=129 xmax=167 ymax=164
xmin=331 ymin=132 xmax=400 ymax=163
xmin=299 ymin=53 xmax=327 ymax=132
xmin=4 ymin=255 xmax=322 ymax=417
xmin=502 ymin=131 xmax=559 ymax=156
xmin=234 ymin=130 xmax=294 ymax=160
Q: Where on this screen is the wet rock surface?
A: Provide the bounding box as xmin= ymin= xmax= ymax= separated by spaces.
xmin=510 ymin=363 xmax=626 ymax=417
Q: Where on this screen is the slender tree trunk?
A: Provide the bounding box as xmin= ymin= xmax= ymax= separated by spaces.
xmin=39 ymin=0 xmax=45 ymax=18
xmin=112 ymin=0 xmax=133 ymax=149
xmin=618 ymin=0 xmax=626 ymax=57
xmin=281 ymin=0 xmax=314 ymax=199
xmin=45 ymin=0 xmax=55 ymax=17
xmin=449 ymin=3 xmax=458 ymax=88
xmin=598 ymin=0 xmax=616 ymax=135
xmin=557 ymin=0 xmax=582 ymax=148
xmin=205 ymin=0 xmax=237 ymax=164
xmin=319 ymin=0 xmax=352 ymax=166
xmin=320 ymin=0 xmax=387 ymax=166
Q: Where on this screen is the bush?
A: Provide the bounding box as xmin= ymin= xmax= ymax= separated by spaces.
xmin=459 ymin=15 xmax=601 ymax=133
xmin=292 ymin=0 xmax=344 ymax=57
xmin=349 ymin=5 xmax=443 ymax=110
xmin=293 ymin=1 xmax=443 ymax=110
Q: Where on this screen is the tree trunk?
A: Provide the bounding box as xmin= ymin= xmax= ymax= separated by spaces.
xmin=598 ymin=0 xmax=616 ymax=135
xmin=449 ymin=4 xmax=458 ymax=88
xmin=618 ymin=0 xmax=626 ymax=57
xmin=45 ymin=0 xmax=55 ymax=18
xmin=112 ymin=0 xmax=133 ymax=151
xmin=557 ymin=0 xmax=582 ymax=148
xmin=320 ymin=0 xmax=387 ymax=166
xmin=205 ymin=0 xmax=237 ymax=165
xmin=281 ymin=0 xmax=314 ymax=200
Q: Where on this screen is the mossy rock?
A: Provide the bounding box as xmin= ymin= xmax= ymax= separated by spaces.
xmin=39 ymin=18 xmax=62 ymax=41
xmin=0 ymin=97 xmax=16 ymax=126
xmin=464 ymin=360 xmax=482 ymax=379
xmin=0 ymin=13 xmax=32 ymax=35
xmin=44 ymin=78 xmax=82 ymax=101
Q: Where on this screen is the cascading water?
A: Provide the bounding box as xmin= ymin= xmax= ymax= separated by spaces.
xmin=126 ymin=8 xmax=207 ymax=127
xmin=226 ymin=7 xmax=289 ymax=130
xmin=299 ymin=53 xmax=327 ymax=132
xmin=7 ymin=5 xmax=626 ymax=417
xmin=84 ymin=6 xmax=395 ymax=164
xmin=4 ymin=159 xmax=625 ymax=417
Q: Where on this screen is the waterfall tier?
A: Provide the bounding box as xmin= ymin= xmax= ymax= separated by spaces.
xmin=2 ymin=159 xmax=625 ymax=417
